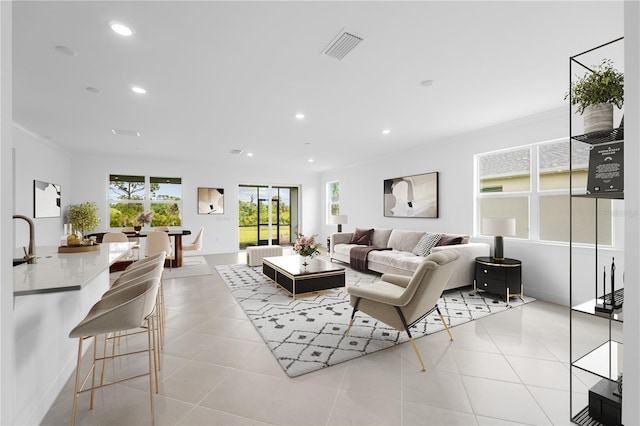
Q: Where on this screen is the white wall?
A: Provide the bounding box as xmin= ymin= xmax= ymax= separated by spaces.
xmin=319 ymin=107 xmax=624 ymax=306
xmin=70 ymin=154 xmax=323 ymax=254
xmin=623 ymin=1 xmax=639 ymax=423
xmin=12 ymin=126 xmax=71 ymax=248
xmin=0 ymin=1 xmax=13 ymax=423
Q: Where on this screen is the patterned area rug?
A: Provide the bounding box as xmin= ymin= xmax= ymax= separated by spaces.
xmin=215 ymin=263 xmax=534 ymax=377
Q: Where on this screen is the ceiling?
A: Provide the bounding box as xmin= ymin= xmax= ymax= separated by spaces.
xmin=11 ymin=1 xmax=625 ymax=173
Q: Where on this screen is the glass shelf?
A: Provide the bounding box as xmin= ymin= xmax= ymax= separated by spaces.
xmin=572 ymin=300 xmax=623 ymax=322
xmin=571 ymin=192 xmax=624 ymax=200
xmin=573 ymin=340 xmax=623 ymax=380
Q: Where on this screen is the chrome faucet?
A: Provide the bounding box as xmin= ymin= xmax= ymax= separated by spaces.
xmin=13 ymin=214 xmax=36 ymax=264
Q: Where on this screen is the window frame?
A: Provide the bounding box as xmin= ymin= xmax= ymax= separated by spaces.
xmin=108 ymin=174 xmax=183 ymax=228
xmin=475 ymin=138 xmax=616 ymax=247
xmin=326 ymin=180 xmax=340 ymax=222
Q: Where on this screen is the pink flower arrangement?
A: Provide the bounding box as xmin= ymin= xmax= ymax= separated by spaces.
xmin=293 ymin=234 xmax=320 ymax=258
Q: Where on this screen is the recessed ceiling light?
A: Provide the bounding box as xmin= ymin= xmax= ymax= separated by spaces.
xmin=308 ymin=158 xmax=314 ymax=163
xmin=109 ymin=21 xmax=134 ymax=36
xmin=86 ymin=87 xmax=101 ymax=94
xmin=382 ymin=129 xmax=391 ymax=135
xmin=54 ymin=45 xmax=77 ymax=56
xmin=111 ymin=129 xmax=140 ymax=137
xmin=131 ymin=86 xmax=146 ymax=94
xmin=247 ymin=152 xmax=253 ymax=157
xmin=295 ymin=113 xmax=305 ymax=119
xmin=420 ymin=80 xmax=434 ymax=87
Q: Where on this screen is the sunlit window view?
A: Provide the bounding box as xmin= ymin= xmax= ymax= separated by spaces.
xmin=109 ymin=175 xmax=182 ymax=227
xmin=327 ymin=181 xmax=340 ymax=217
xmin=477 ymin=139 xmax=612 ymax=245
xmin=238 ymin=185 xmax=297 ymax=249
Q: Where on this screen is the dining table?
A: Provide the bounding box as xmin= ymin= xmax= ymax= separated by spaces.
xmin=89 ymin=228 xmax=192 ymax=268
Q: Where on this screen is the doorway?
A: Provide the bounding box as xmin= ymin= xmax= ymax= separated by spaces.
xmin=238 ymin=185 xmax=298 ymax=249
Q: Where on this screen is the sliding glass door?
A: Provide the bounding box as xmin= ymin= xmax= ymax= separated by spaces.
xmin=239 ymin=185 xmax=298 ymax=249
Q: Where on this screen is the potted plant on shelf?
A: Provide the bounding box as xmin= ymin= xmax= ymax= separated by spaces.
xmin=66 ymin=202 xmax=101 ymax=245
xmin=565 ymin=58 xmax=624 ymax=134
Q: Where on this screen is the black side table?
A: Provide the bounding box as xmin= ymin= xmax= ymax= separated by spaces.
xmin=474 ymin=256 xmax=523 ymax=305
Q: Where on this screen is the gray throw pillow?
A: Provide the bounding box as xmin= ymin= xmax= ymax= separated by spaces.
xmin=412 ymin=233 xmax=442 ymax=256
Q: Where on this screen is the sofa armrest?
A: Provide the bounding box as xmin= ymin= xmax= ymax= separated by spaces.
xmin=380 ymin=274 xmax=411 ymax=288
xmin=330 ymin=232 xmax=353 ymax=253
xmin=431 ymin=242 xmax=490 ymax=289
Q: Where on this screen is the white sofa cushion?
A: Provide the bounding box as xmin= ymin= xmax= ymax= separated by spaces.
xmin=371 ymin=228 xmax=393 ymax=248
xmin=387 ymin=229 xmax=425 ymax=252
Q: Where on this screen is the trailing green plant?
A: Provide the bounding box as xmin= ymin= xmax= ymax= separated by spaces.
xmin=565 ymin=59 xmax=624 ymax=114
xmin=66 ymin=202 xmax=101 ymax=237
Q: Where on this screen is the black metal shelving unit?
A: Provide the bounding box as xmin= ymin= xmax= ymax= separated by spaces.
xmin=569 ymin=37 xmax=624 ymax=426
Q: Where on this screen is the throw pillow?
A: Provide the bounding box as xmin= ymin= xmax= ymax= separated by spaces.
xmin=412 ymin=233 xmax=442 ymax=256
xmin=350 ymin=228 xmax=374 ymax=245
xmin=435 ymin=234 xmax=463 ymax=246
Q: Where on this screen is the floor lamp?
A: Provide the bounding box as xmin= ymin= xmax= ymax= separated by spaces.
xmin=330 ymin=215 xmax=348 ymax=233
xmin=483 ymin=218 xmax=516 ymax=261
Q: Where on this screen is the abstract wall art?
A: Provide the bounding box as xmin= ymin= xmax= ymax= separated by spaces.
xmin=34 ymin=180 xmax=62 ymax=218
xmin=198 ymin=187 xmax=224 ymax=214
xmin=383 ymin=172 xmax=438 ymax=218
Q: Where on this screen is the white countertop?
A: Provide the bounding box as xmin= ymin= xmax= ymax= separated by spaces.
xmin=13 ymin=243 xmax=134 ymax=296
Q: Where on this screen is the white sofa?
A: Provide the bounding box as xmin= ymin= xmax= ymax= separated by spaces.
xmin=330 ymin=228 xmax=490 ymax=291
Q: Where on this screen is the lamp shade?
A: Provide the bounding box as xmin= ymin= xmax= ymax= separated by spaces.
xmin=483 ymin=218 xmax=516 ymax=237
xmin=330 ymin=215 xmax=348 ymax=225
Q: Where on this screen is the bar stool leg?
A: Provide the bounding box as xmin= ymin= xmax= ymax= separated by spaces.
xmin=71 ymin=337 xmax=83 ymax=426
xmin=147 ymin=315 xmax=156 ymax=425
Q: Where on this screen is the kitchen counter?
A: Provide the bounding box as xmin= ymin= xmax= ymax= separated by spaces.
xmin=11 ymin=242 xmax=135 ymax=424
xmin=13 ymin=242 xmax=133 ymax=296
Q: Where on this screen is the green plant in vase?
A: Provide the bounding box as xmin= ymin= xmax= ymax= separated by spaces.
xmin=66 ymin=202 xmax=101 ymax=245
xmin=565 ymin=58 xmax=623 ymax=134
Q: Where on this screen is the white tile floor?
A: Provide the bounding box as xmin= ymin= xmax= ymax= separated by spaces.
xmin=42 ymin=252 xmax=615 ymax=425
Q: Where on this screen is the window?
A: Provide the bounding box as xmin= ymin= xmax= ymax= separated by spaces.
xmin=478 ymin=148 xmax=530 ymax=239
xmin=109 ymin=175 xmax=182 ymax=227
xmin=327 ymin=181 xmax=340 ymax=219
xmin=476 ymin=139 xmax=613 ymax=245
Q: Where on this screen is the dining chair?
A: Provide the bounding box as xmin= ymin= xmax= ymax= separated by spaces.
xmin=121 ymin=227 xmax=141 ymax=259
xmin=146 ymin=231 xmax=173 ymax=269
xmin=183 ymin=227 xmax=204 ymax=252
xmin=346 ymin=250 xmax=460 ymax=371
xmin=102 ymin=232 xmax=135 ymax=261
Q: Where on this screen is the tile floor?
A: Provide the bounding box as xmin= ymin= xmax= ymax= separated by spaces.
xmin=42 ymin=252 xmax=620 ymax=425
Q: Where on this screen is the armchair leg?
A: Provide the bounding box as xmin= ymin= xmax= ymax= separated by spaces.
xmin=394 ymin=307 xmax=426 ymax=372
xmin=436 ymin=306 xmax=453 ymax=342
xmin=345 ymin=298 xmax=361 ymax=336
xmin=409 ymin=338 xmax=426 ymax=372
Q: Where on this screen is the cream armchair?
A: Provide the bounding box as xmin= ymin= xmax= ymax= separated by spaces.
xmin=346 ymin=250 xmax=460 ymax=371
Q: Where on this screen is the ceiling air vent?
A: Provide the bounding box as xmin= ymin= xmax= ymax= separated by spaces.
xmin=230 ymin=149 xmax=243 ymax=155
xmin=111 ymin=129 xmax=140 ymax=137
xmin=323 ymin=30 xmax=363 ymax=60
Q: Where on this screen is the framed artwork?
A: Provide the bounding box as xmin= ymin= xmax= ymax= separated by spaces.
xmin=383 ymin=172 xmax=438 ymax=218
xmin=198 ymin=187 xmax=224 ymax=214
xmin=33 ymin=179 xmax=62 ymax=218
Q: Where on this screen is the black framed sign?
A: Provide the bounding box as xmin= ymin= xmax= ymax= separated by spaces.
xmin=587 ymin=141 xmax=623 ymax=195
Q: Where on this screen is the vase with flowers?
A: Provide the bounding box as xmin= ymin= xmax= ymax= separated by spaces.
xmin=293 ymin=233 xmax=320 ymax=267
xmin=136 ymin=211 xmax=154 ymax=229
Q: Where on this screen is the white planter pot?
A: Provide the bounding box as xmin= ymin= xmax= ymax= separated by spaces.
xmin=583 ymin=103 xmax=613 ymax=134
